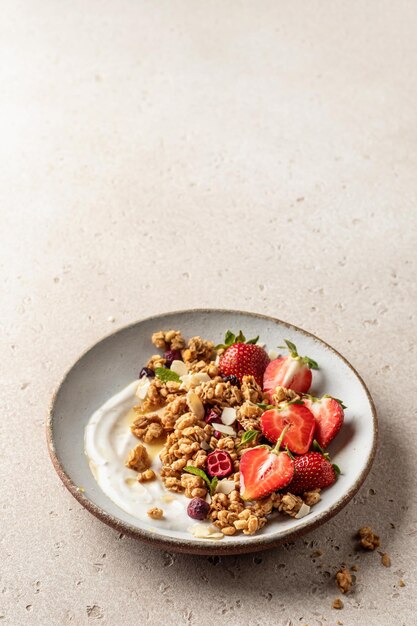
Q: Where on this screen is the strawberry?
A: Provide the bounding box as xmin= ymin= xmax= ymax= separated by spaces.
xmin=217 ymin=330 xmax=270 ymax=386
xmin=260 ymin=401 xmax=315 ymax=454
xmin=287 ymin=451 xmax=338 ymax=494
xmin=302 ymin=395 xmax=345 ymax=449
xmin=263 ymin=339 xmax=318 ymax=396
xmin=240 ymin=426 xmax=294 ymax=500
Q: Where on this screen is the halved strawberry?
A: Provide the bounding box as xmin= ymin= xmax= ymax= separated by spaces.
xmin=240 ymin=427 xmax=294 ymax=500
xmin=263 ymin=340 xmax=318 ymax=396
xmin=217 ymin=330 xmax=270 ymax=386
xmin=287 ymin=452 xmax=338 ymax=494
xmin=260 ymin=402 xmax=315 ymax=454
xmin=302 ymin=395 xmax=345 ymax=449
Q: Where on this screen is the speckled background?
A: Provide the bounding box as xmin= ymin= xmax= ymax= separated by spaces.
xmin=1 ymin=1 xmax=416 ymax=624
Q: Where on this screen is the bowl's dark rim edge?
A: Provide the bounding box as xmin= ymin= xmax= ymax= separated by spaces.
xmin=46 ymin=308 xmax=378 ymax=556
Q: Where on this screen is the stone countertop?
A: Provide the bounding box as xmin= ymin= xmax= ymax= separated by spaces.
xmin=1 ymin=1 xmax=416 ymax=624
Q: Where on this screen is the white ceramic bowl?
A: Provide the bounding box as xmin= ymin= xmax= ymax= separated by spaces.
xmin=47 ymin=309 xmax=377 ymax=555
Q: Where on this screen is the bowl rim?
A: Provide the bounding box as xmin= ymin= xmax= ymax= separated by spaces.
xmin=46 ymin=308 xmax=378 ymax=555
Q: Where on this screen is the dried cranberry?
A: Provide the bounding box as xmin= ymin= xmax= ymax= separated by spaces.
xmin=205 ymin=408 xmax=221 ymax=425
xmin=206 ymin=450 xmax=233 ymax=478
xmin=187 ymin=497 xmax=210 ymax=520
xmin=164 ymin=349 xmax=182 ymax=367
xmin=223 ymin=375 xmax=240 ymax=387
xmin=139 ymin=367 xmax=155 ymax=379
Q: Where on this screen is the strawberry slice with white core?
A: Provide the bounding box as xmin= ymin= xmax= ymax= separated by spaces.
xmin=260 ymin=402 xmax=316 ymax=454
xmin=302 ymin=395 xmax=345 ymax=449
xmin=240 ymin=426 xmax=294 ymax=500
xmin=263 ymin=340 xmax=318 ymax=396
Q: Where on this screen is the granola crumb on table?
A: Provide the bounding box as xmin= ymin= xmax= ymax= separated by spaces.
xmin=332 ymin=598 xmax=344 ymax=610
xmin=335 ymin=568 xmax=353 ymax=594
xmin=381 ymin=552 xmax=391 ymax=567
xmin=358 ymin=526 xmax=380 ymax=550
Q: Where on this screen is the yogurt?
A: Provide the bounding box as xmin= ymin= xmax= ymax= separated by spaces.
xmin=84 ymin=380 xmax=193 ymax=531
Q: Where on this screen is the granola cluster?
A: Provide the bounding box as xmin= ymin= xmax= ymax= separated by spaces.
xmin=124 ymin=329 xmax=322 ymax=536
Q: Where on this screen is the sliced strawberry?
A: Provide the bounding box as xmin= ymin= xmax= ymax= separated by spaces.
xmin=217 ymin=330 xmax=269 ymax=386
xmin=260 ymin=402 xmax=315 ymax=454
xmin=240 ymin=427 xmax=294 ymax=500
xmin=287 ymin=452 xmax=337 ymax=494
xmin=263 ymin=340 xmax=318 ymax=396
xmin=302 ymin=395 xmax=345 ymax=449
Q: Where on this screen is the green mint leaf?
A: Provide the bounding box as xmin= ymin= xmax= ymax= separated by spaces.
xmin=256 ymin=402 xmax=275 ymax=410
xmin=332 ymin=463 xmax=341 ymax=475
xmin=302 ymin=355 xmax=319 ymax=370
xmin=210 ymin=476 xmax=218 ymax=495
xmin=238 ymin=430 xmax=259 ymax=448
xmin=155 ymin=367 xmax=180 ymax=383
xmin=183 ymin=466 xmax=212 ymax=490
xmin=246 ymin=335 xmax=259 ymax=345
xmin=235 ymin=330 xmax=246 ymax=343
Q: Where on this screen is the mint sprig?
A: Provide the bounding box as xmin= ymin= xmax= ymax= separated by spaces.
xmin=183 ymin=466 xmax=218 ymax=495
xmin=238 ymin=430 xmax=259 ymax=448
xmin=215 ymin=330 xmax=259 ymax=350
xmin=155 ymin=367 xmax=180 ymax=383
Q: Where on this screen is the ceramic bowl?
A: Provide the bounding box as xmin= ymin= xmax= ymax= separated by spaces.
xmin=47 ymin=309 xmax=377 ymax=555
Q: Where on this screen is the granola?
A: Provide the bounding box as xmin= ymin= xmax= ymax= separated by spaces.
xmin=122 ymin=329 xmax=346 ymax=537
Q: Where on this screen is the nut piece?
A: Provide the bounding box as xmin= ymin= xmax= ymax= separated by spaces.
xmin=358 ymin=526 xmax=380 ymax=550
xmin=381 ymin=552 xmax=391 ymax=567
xmin=125 ymin=444 xmax=151 ymax=472
xmin=332 ymin=598 xmax=344 ymax=610
xmin=335 ymin=568 xmax=353 ymax=594
xmin=147 ymin=507 xmax=164 ymax=520
xmin=137 ymin=469 xmax=156 ymax=482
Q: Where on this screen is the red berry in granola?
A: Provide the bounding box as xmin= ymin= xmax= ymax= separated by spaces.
xmin=287 ymin=452 xmax=337 ymax=494
xmin=204 ymin=408 xmax=221 ymax=425
xmin=164 ymin=349 xmax=182 ymax=367
xmin=219 ymin=343 xmax=269 ymax=386
xmin=263 ymin=340 xmax=318 ymax=396
xmin=260 ymin=402 xmax=315 ymax=454
xmin=206 ymin=450 xmax=234 ymax=478
xmin=187 ymin=497 xmax=210 ymax=520
xmin=302 ymin=395 xmax=345 ymax=449
xmin=240 ymin=426 xmax=294 ymax=500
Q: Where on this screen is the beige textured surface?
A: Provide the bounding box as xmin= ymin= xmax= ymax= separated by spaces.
xmin=1 ymin=1 xmax=416 ymax=624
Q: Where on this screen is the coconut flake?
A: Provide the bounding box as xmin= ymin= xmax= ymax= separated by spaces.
xmin=220 ymin=407 xmax=237 ymax=426
xmin=190 ymin=524 xmax=224 ymax=540
xmin=295 ymin=502 xmax=311 ymax=519
xmin=135 ymin=377 xmax=151 ymax=400
xmin=268 ymin=349 xmax=278 ymax=360
xmin=186 ymin=391 xmax=205 ymax=419
xmin=215 ymin=479 xmax=235 ymax=495
xmin=170 ymin=360 xmax=188 ymax=377
xmin=180 ymin=372 xmax=210 ymax=390
xmin=214 ymin=423 xmax=236 ymax=436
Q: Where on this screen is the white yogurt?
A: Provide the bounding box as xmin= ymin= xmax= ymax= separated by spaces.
xmin=84 ymin=380 xmax=193 ymax=531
